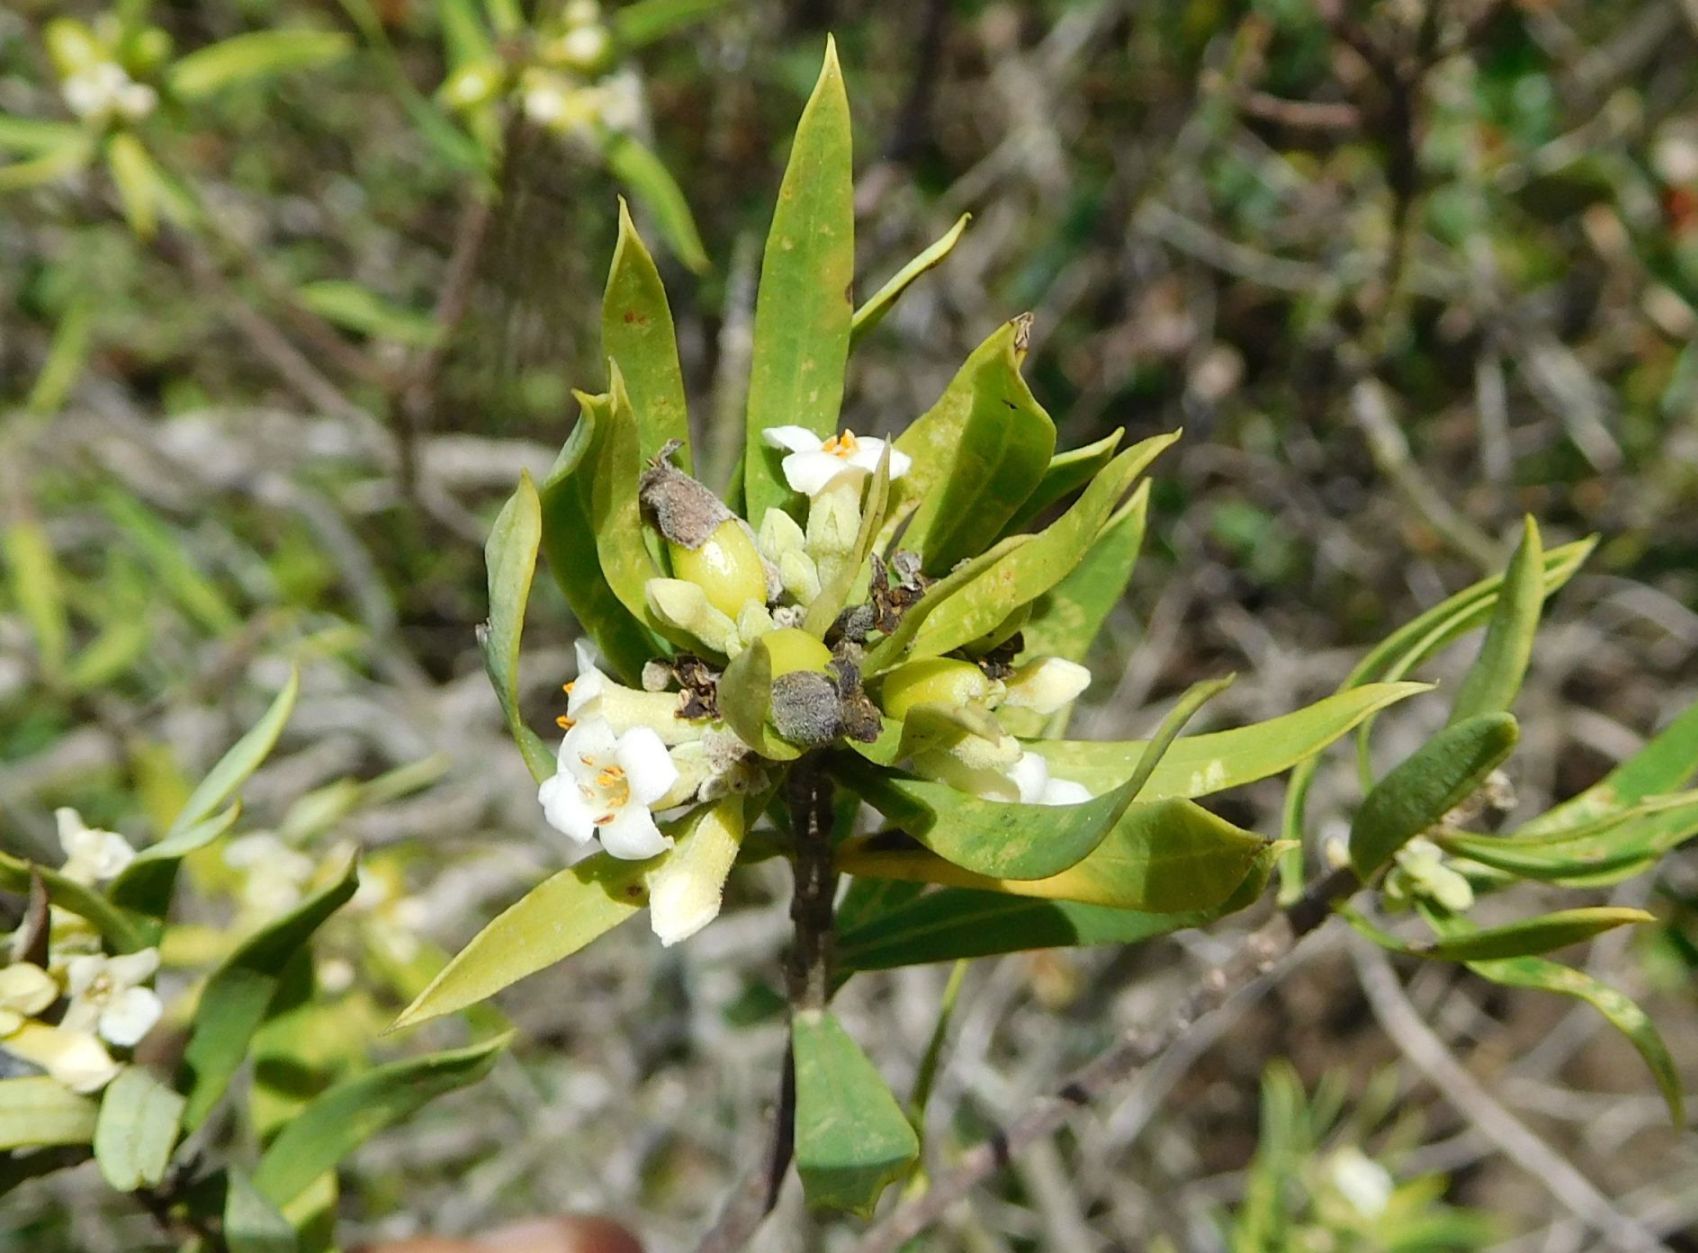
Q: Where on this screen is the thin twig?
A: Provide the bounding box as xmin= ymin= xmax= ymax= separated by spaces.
xmin=853 ymin=866 xmax=1358 ymax=1253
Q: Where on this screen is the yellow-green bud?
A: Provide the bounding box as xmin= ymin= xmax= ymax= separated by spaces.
xmin=762 ymin=627 xmax=833 ymax=677
xmin=878 ymin=658 xmax=994 ymax=721
xmin=646 ymin=577 xmax=739 ymax=655
xmin=670 ymin=519 xmax=769 ymax=621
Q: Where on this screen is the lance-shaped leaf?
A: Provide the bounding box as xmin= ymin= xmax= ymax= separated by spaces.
xmin=603 ymin=199 xmax=691 ymax=463
xmin=601 ymin=134 xmax=710 ymax=274
xmin=93 ymin=1066 xmax=185 ymax=1192
xmin=478 ymin=474 xmax=554 ymax=783
xmin=850 ymin=213 xmax=971 ymax=344
xmin=180 ymin=859 xmax=359 ymax=1131
xmin=792 ymin=1009 xmax=919 ymax=1215
xmin=0 ymin=851 xmax=149 ymax=953
xmin=296 ymin=280 xmax=436 ymax=346
xmin=839 ymin=799 xmax=1278 ymax=914
xmin=2 ymin=516 xmax=69 ymax=679
xmin=861 ymin=536 xmax=1029 ymax=675
xmin=0 ymin=114 xmax=85 ymax=155
xmin=1449 ymin=516 xmax=1545 ymax=725
xmin=0 ymin=1077 xmax=98 ymax=1150
xmin=593 ymin=365 xmax=666 ymax=624
xmin=169 ymin=29 xmax=352 ymax=100
xmin=743 ymin=38 xmax=854 ymax=523
xmin=837 ymin=849 xmax=1277 ymax=972
xmin=886 ymin=318 xmax=1057 ymax=573
xmin=908 ymin=434 xmax=1178 ymax=659
xmin=225 ymin=1169 xmax=297 ymax=1253
xmin=540 ymin=389 xmax=664 ymax=681
xmin=999 ymin=429 xmax=1126 ymax=539
xmin=252 ymin=1035 xmax=508 ymax=1207
xmin=1348 ymin=714 xmax=1519 ymax=879
xmin=1435 ymin=792 xmax=1698 ymax=884
xmin=717 ymin=634 xmax=803 ymax=761
xmin=1420 ymin=904 xmax=1682 ymax=1123
xmin=170 ymin=668 xmax=300 ymax=839
xmin=1342 ymin=905 xmax=1654 ymax=962
xmin=611 ymin=0 xmax=732 ymax=47
xmin=1029 ymin=682 xmax=1431 ymax=798
xmin=1518 ymin=698 xmax=1698 ymax=838
xmin=109 ymin=804 xmax=241 ymax=916
xmin=390 ymin=853 xmax=650 ymax=1030
xmin=1283 ymin=539 xmax=1594 ymax=849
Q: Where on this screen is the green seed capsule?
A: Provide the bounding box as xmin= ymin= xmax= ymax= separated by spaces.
xmin=669 ymin=520 xmax=769 ymax=620
xmin=878 ymin=658 xmax=993 ymax=720
xmin=761 ymin=627 xmax=834 ymax=677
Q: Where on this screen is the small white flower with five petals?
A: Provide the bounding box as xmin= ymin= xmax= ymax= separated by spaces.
xmin=762 ymin=426 xmax=911 ymax=498
xmin=539 ymin=719 xmax=679 ymax=859
xmin=55 ymin=809 xmax=134 ymax=886
xmin=59 ymin=949 xmax=164 ymax=1048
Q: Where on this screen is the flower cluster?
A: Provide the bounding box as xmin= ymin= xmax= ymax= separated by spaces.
xmin=1 ymin=810 xmax=164 ymax=1094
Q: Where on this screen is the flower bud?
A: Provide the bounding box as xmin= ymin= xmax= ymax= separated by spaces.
xmin=779 ymin=550 xmax=822 ymax=605
xmin=646 ymin=578 xmax=739 ymax=656
xmin=806 ymin=478 xmax=861 ymax=558
xmin=878 ymin=658 xmax=995 ymax=721
xmin=1001 ymin=656 xmax=1091 ymax=715
xmin=670 ymin=520 xmax=770 ymax=620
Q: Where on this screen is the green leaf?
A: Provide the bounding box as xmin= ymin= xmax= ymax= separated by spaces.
xmin=839 ymin=799 xmax=1278 ymax=913
xmin=1435 ymin=792 xmax=1698 ymax=884
xmin=1343 ymin=904 xmax=1654 ymax=961
xmin=1518 ymin=698 xmax=1698 ymax=837
xmin=252 ymin=1035 xmax=507 ymax=1207
xmin=109 ymin=803 xmax=241 ymax=916
xmin=0 ymin=852 xmax=150 ymax=952
xmin=480 ymin=474 xmax=554 ymax=783
xmin=1348 ymin=714 xmax=1520 ymax=879
xmin=2 ymin=517 xmax=70 ymax=680
xmin=435 ymin=0 xmax=495 ymax=69
xmin=1030 ymin=682 xmax=1431 ymax=798
xmin=601 ymin=134 xmax=710 ymax=273
xmin=850 ymin=213 xmax=970 ymax=344
xmin=169 ymin=30 xmax=352 ymax=100
xmin=180 ymin=859 xmax=360 ymax=1131
xmin=1422 ymin=905 xmax=1683 ymax=1123
xmin=25 ymin=296 xmax=94 ymax=416
xmin=837 ymin=849 xmax=1277 ymax=972
xmin=225 ymin=1169 xmax=298 ymax=1253
xmin=0 ymin=114 xmax=85 ymax=155
xmin=886 ymin=318 xmax=1057 ymax=573
xmin=390 ymin=854 xmax=649 ymax=1030
xmin=611 ymin=0 xmax=731 ymax=47
xmin=604 ymin=199 xmax=692 ymax=463
xmin=593 ymin=365 xmax=667 ymax=632
xmin=0 ymin=138 xmax=93 ymax=193
xmin=295 ymin=280 xmax=437 ymax=346
xmin=105 ymin=133 xmax=160 ymax=239
xmin=861 ymin=535 xmax=1029 ymax=676
xmin=792 ymin=1009 xmax=919 ymax=1215
xmin=908 ymin=433 xmax=1179 ymax=658
xmin=93 ymin=1066 xmax=185 ymax=1192
xmin=169 ymin=668 xmax=299 ymax=839
xmin=540 ymin=391 xmax=664 ymax=682
xmin=999 ymin=428 xmax=1126 ymax=539
xmin=0 ymin=1078 xmax=99 ymax=1150
xmin=716 ymin=634 xmax=802 ymax=761
xmin=742 ymin=36 xmax=854 ymax=524
xmin=100 ymin=490 xmax=241 ymax=634
xmin=1449 ymin=516 xmax=1544 ymax=725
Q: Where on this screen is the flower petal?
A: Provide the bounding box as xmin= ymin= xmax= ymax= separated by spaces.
xmin=99 ymin=987 xmax=163 ymax=1047
xmin=538 ymin=773 xmax=599 ymax=844
xmin=1007 ymin=751 xmax=1053 ymax=804
xmin=0 ymin=964 xmax=57 ymax=1017
xmin=616 ymin=727 xmax=679 ymax=805
xmin=568 ymin=639 xmax=608 ymax=716
xmin=105 ymin=949 xmax=160 ymax=988
xmin=782 ymin=450 xmax=856 ymax=498
xmin=561 ymin=717 xmax=618 ymax=773
xmin=1003 ymin=657 xmax=1092 ymax=714
xmin=598 ymin=806 xmax=673 ymax=860
xmin=762 ymin=425 xmax=825 ymax=454
xmin=1039 ymin=777 xmax=1093 ymax=807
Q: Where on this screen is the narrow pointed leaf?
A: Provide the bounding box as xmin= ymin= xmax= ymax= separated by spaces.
xmin=0 ymin=851 xmax=150 ymax=952
xmin=169 ymin=30 xmax=351 ymax=100
xmin=169 ymin=668 xmax=299 ymax=839
xmin=1349 ymin=714 xmax=1519 ymax=879
xmin=1435 ymin=792 xmax=1698 ymax=883
xmin=792 ymin=1009 xmax=918 ymax=1215
xmin=106 ymin=133 xmax=159 ymax=238
xmin=850 ymin=213 xmax=970 ymax=344
xmin=2 ymin=518 xmax=69 ymax=679
xmin=252 ymin=1035 xmax=508 ymax=1207
xmin=1449 ymin=517 xmax=1545 ymax=724
xmin=94 ymin=1066 xmax=185 ymax=1192
xmin=180 ymin=859 xmax=359 ymax=1131
xmin=479 ymin=473 xmax=554 ymax=783
xmin=1518 ymin=698 xmax=1698 ymax=837
xmin=603 ymin=199 xmax=691 ymax=463
xmin=743 ymin=37 xmax=854 ymax=523
xmin=593 ymin=365 xmax=665 ymax=627
xmin=110 ymin=803 xmax=241 ymax=915
xmin=611 ymin=0 xmax=731 ymax=46
xmin=601 ymin=133 xmax=709 ymax=273
xmin=861 ymin=535 xmax=1029 ymax=675
xmin=1343 ymin=905 xmax=1654 ymax=962
xmin=999 ymin=428 xmax=1126 ymax=538
xmin=390 ymin=854 xmax=650 ymax=1030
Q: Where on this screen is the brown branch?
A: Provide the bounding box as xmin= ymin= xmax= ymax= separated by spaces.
xmin=852 ymin=866 xmax=1359 ymax=1253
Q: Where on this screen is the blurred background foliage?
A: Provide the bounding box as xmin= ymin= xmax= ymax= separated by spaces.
xmin=3 ymin=0 xmax=1697 ymax=1248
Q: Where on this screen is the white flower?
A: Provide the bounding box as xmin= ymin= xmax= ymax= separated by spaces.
xmin=565 ymin=640 xmax=704 ymax=743
xmin=1001 ymin=657 xmax=1092 ymax=715
xmin=2 ymin=1021 xmax=121 ymax=1093
xmin=60 ymin=949 xmax=163 ymax=1048
xmin=56 ymin=809 xmax=134 ymax=886
xmin=762 ymin=427 xmax=912 ymax=498
xmin=115 ymin=81 xmax=157 ymax=121
xmin=0 ymin=963 xmax=58 ymax=1036
xmin=1327 ymin=1146 xmax=1394 ymax=1219
xmin=224 ymin=833 xmax=316 ymax=917
xmin=1007 ymin=751 xmax=1092 ymax=807
xmin=539 ymin=718 xmax=679 ymax=859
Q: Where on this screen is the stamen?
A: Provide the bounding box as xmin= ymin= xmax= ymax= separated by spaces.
xmin=563 ymin=680 xmax=575 ymax=694
xmin=594 ymin=813 xmax=615 ymax=826
xmin=556 ymin=715 xmax=573 ymax=729
xmin=824 ymin=430 xmax=860 ymax=458
xmin=596 ymin=765 xmax=626 ymax=787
